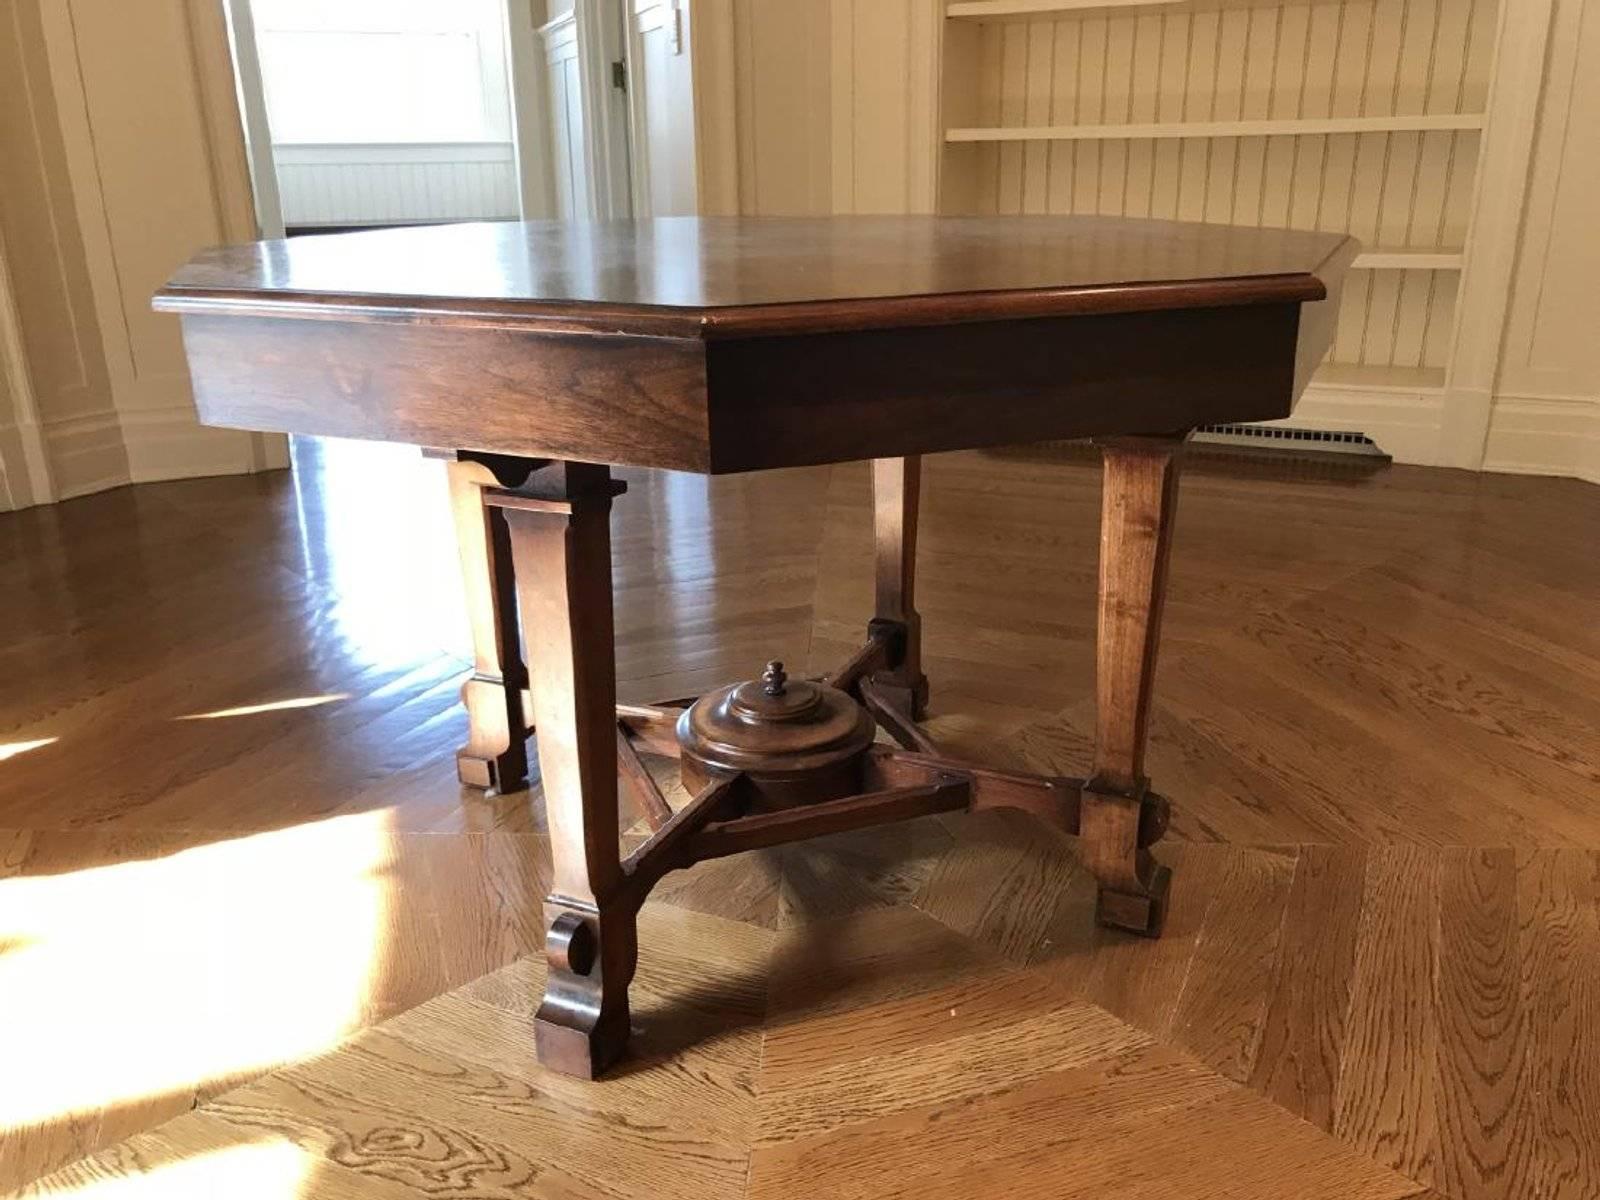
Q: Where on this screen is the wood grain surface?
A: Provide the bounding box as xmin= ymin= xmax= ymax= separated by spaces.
xmin=5 ymin=438 xmax=1599 ymax=1197
xmin=154 ymin=215 xmax=1350 ymax=338
xmin=155 ymin=215 xmax=1353 ymax=474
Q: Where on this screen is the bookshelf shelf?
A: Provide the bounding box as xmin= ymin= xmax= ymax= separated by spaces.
xmin=945 ymin=113 xmax=1486 ymax=144
xmin=947 ymin=0 xmax=1370 ymax=19
xmin=1350 ymin=248 xmax=1465 ymax=271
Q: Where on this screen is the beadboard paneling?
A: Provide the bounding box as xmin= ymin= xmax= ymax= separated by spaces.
xmin=947 ymin=0 xmax=1496 ymax=385
xmin=964 ymin=0 xmax=1496 ymax=130
xmin=274 ymin=143 xmax=520 ymax=228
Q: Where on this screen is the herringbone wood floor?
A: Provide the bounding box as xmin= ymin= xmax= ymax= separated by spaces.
xmin=3 ymin=439 xmax=1598 ymax=1197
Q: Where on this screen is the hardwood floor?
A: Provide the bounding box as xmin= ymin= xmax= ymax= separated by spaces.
xmin=3 ymin=438 xmax=1598 ymax=1197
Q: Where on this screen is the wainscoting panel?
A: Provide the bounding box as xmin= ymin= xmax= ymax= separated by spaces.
xmin=273 ymin=142 xmax=520 ymax=229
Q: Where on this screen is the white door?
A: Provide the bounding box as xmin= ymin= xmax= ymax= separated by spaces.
xmin=580 ymin=0 xmax=634 ymax=219
xmin=622 ymin=0 xmax=693 ymax=217
xmin=538 ymin=8 xmax=590 ymax=219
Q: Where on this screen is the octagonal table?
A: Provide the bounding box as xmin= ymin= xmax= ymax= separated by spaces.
xmin=156 ymin=215 xmax=1355 ymax=1078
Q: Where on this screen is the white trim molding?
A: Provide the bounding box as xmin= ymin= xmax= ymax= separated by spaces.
xmin=1439 ymin=0 xmax=1557 ymax=470
xmin=1483 ymin=393 xmax=1600 ymax=485
xmin=41 ymin=408 xmax=129 ymax=501
xmin=0 ymin=229 xmax=57 ymax=509
xmin=120 ymin=403 xmax=280 ymax=485
xmin=1279 ymin=387 xmax=1600 ymax=486
xmin=505 ymin=0 xmax=558 ymax=220
xmin=1283 ymin=385 xmax=1450 ymax=470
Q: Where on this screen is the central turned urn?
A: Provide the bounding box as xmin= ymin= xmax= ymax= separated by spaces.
xmin=676 ymin=661 xmax=877 ymax=808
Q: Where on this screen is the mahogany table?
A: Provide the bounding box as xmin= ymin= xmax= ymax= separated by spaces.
xmin=156 ymin=215 xmax=1356 ymax=1078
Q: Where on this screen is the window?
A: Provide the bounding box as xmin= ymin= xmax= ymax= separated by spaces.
xmin=252 ymin=0 xmax=512 ymax=145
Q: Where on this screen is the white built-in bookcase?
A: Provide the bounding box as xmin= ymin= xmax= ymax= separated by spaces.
xmin=925 ymin=0 xmax=1547 ymax=462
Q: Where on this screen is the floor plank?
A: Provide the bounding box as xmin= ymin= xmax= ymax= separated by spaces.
xmin=1433 ymin=847 xmax=1530 ymax=1200
xmin=1247 ymin=843 xmax=1368 ymax=1130
xmin=1334 ymin=845 xmax=1442 ymax=1181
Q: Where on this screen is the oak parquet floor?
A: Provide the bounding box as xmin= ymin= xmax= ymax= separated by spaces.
xmin=3 ymin=438 xmax=1599 ymax=1196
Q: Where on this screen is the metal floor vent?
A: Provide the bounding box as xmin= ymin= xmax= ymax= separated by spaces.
xmin=1193 ymin=423 xmax=1391 ymax=460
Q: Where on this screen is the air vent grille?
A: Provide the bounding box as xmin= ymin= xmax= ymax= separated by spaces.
xmin=1193 ymin=423 xmax=1390 ymax=459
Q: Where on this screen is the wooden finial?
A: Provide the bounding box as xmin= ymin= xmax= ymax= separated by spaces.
xmin=762 ymin=660 xmax=787 ymax=695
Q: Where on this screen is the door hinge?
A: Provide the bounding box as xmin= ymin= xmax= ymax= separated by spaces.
xmin=611 ymin=59 xmax=627 ymax=91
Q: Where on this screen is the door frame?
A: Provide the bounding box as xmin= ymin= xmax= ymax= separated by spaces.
xmin=504 ymin=0 xmax=558 ymax=219
xmin=218 ymin=0 xmax=285 ymax=237
xmin=574 ymin=0 xmax=633 ymax=219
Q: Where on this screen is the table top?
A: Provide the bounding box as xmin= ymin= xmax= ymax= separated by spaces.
xmin=156 ymin=215 xmax=1356 ymax=474
xmin=157 ymin=215 xmax=1353 ymax=339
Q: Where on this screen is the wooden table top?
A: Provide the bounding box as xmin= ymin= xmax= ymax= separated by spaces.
xmin=155 ymin=216 xmax=1357 ymax=473
xmin=157 ymin=215 xmax=1353 ymax=339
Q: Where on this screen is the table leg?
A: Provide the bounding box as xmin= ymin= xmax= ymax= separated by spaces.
xmin=446 ymin=458 xmax=529 ymax=793
xmin=1080 ymin=433 xmax=1187 ymax=936
xmin=869 ymin=456 xmax=930 ymax=718
xmin=498 ymin=464 xmax=636 ymax=1078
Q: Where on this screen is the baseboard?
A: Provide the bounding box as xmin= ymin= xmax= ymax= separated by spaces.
xmin=120 ymin=404 xmax=270 ymax=484
xmin=1278 ymin=385 xmax=1599 ymax=484
xmin=33 ymin=405 xmax=289 ymax=504
xmin=0 ymin=417 xmax=54 ymax=509
xmin=43 ymin=408 xmax=131 ymax=500
xmin=1279 ymin=383 xmax=1447 ymax=467
xmin=1483 ymin=392 xmax=1600 ymax=485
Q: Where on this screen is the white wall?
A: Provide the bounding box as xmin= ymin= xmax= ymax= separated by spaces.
xmin=0 ymin=0 xmax=285 ymax=511
xmin=687 ymin=0 xmax=939 ymax=216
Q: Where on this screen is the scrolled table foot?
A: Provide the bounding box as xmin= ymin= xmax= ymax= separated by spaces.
xmin=1079 ymin=779 xmax=1171 ymax=938
xmin=533 ymin=906 xmax=636 ymax=1079
xmin=1095 ymin=861 xmax=1171 ymax=937
xmin=442 ymin=454 xmax=536 ymax=794
xmin=456 ymin=673 xmax=528 ymax=792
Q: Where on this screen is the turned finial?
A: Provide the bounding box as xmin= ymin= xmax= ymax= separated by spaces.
xmin=762 ymin=660 xmax=787 ymax=695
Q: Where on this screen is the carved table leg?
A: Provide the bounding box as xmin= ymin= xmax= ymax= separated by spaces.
xmin=446 ymin=457 xmax=530 ymax=793
xmin=869 ymin=456 xmax=930 ymax=718
xmin=497 ymin=464 xmax=636 ymax=1078
xmin=1081 ymin=433 xmax=1187 ymax=936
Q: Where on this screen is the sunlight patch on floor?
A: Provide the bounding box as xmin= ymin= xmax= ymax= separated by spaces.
xmin=30 ymin=1140 xmax=310 ymax=1198
xmin=175 ymin=693 xmax=349 ymax=720
xmin=0 ymin=737 xmax=59 ymax=762
xmin=290 ymin=436 xmax=467 ymax=664
xmin=0 ymin=809 xmax=395 ymax=1135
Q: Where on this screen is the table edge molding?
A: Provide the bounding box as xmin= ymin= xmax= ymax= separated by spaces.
xmin=152 ymin=273 xmax=1330 ymax=340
